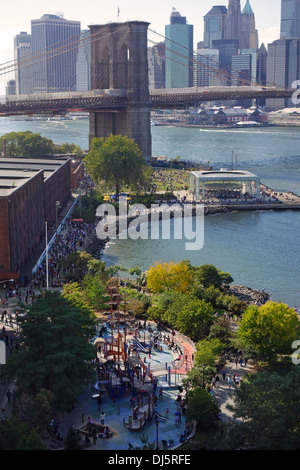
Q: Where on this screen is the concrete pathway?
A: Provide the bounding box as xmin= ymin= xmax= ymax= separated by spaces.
xmin=211 ymin=359 xmax=254 ymax=422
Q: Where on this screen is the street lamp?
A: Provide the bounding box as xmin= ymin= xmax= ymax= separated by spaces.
xmin=155 ymin=414 xmax=159 ymax=450
xmin=55 ymin=201 xmax=61 ymax=255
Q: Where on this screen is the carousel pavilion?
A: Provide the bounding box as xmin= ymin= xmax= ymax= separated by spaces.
xmin=189 ymin=169 xmax=261 ymax=201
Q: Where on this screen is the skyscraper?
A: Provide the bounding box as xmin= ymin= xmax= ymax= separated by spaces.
xmin=241 ymin=0 xmax=259 ymax=50
xmin=225 ymin=0 xmax=242 ymax=47
xmin=148 ymin=42 xmax=165 ymax=89
xmin=203 ymin=6 xmax=227 ymax=49
xmin=31 ymin=14 xmax=81 ymax=93
xmin=212 ymin=38 xmax=239 ymax=85
xmin=231 ymin=52 xmax=252 ymax=86
xmin=76 ymin=30 xmax=91 ymax=91
xmin=266 ymin=38 xmax=300 ymax=108
xmin=281 ymin=0 xmax=300 ymax=39
xmin=194 ymin=49 xmax=220 ymax=87
xmin=14 ymin=32 xmax=33 ymax=94
xmin=165 ymin=9 xmax=194 ymax=88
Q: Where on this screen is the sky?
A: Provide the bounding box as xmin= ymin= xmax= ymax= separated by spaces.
xmin=0 ymin=0 xmax=282 ymax=89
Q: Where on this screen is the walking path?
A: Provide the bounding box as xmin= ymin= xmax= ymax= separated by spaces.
xmin=211 ymin=359 xmax=254 ymax=422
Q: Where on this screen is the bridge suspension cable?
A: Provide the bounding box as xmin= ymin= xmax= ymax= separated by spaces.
xmin=0 ymin=21 xmax=290 ymax=98
xmin=148 ymin=28 xmax=285 ymax=91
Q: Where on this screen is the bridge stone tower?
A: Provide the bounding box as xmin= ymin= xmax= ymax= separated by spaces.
xmin=88 ymin=21 xmax=151 ymax=162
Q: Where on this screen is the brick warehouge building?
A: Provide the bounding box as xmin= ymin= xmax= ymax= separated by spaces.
xmin=0 ymin=157 xmax=71 ymax=281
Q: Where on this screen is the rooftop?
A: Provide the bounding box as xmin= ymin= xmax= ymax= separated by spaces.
xmin=190 ymin=169 xmax=260 ymax=181
xmin=242 ymin=0 xmax=254 ymax=15
xmin=0 ymin=157 xmax=70 ymax=197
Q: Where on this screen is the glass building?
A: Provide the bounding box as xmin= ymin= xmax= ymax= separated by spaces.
xmin=203 ymin=6 xmax=227 ymax=49
xmin=14 ymin=32 xmax=33 ymax=95
xmin=281 ymin=0 xmax=300 ymax=39
xmin=165 ymin=9 xmax=194 ymax=88
xmin=194 ymin=49 xmax=220 ymax=87
xmin=31 ymin=14 xmax=81 ymax=93
xmin=266 ymin=37 xmax=300 ymax=108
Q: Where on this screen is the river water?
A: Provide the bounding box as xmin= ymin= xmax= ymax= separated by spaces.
xmin=0 ymin=117 xmax=299 ymax=307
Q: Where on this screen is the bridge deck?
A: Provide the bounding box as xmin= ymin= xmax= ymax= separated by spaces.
xmin=0 ymin=86 xmax=295 ymax=116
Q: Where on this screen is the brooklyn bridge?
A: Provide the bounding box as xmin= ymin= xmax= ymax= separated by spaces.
xmin=0 ymin=20 xmax=296 ymax=161
xmin=1 ymin=85 xmax=294 ymax=115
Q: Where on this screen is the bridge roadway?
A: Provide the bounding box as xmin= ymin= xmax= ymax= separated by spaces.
xmin=0 ymin=86 xmax=295 ymax=116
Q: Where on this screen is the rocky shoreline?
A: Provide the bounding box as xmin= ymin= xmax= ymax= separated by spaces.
xmin=84 ymin=218 xmax=271 ymax=308
xmin=226 ymin=284 xmax=270 ymax=305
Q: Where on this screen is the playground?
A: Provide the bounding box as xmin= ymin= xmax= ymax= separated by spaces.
xmin=75 ymin=317 xmax=194 ymax=450
xmin=54 ymin=278 xmax=196 ymax=450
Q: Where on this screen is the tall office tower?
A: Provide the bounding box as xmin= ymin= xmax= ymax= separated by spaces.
xmin=281 ymin=0 xmax=300 ymax=39
xmin=203 ymin=6 xmax=227 ymax=48
xmin=212 ymin=38 xmax=239 ymax=85
xmin=266 ymin=38 xmax=300 ymax=108
xmin=257 ymin=43 xmax=267 ymax=85
xmin=76 ymin=30 xmax=91 ymax=91
xmin=31 ymin=14 xmax=81 ymax=93
xmin=6 ymin=80 xmax=16 ymax=95
xmin=241 ymin=0 xmax=259 ymax=50
xmin=231 ymin=51 xmax=252 ymax=86
xmin=148 ymin=42 xmax=165 ymax=89
xmin=194 ymin=49 xmax=219 ymax=87
xmin=225 ymin=0 xmax=242 ymax=47
xmin=14 ymin=32 xmax=33 ymax=94
xmin=165 ymin=9 xmax=194 ymax=88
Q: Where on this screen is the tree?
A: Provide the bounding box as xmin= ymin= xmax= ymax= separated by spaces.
xmin=85 ymin=134 xmax=147 ymax=194
xmin=225 ymin=367 xmax=300 ymax=450
xmin=235 ymin=301 xmax=299 ymax=363
xmin=194 ymin=264 xmax=233 ymax=289
xmin=59 ymin=251 xmax=95 ymax=282
xmin=147 ymin=261 xmax=195 ymax=294
xmin=175 ymin=298 xmax=215 ymax=341
xmin=186 ymin=338 xmax=224 ymax=389
xmin=0 ymin=417 xmax=45 ymax=450
xmin=186 ymin=387 xmax=220 ymax=430
xmin=5 ymin=291 xmax=96 ymax=412
xmin=0 ymin=131 xmax=55 ymax=156
xmin=64 ymin=426 xmax=83 ymax=450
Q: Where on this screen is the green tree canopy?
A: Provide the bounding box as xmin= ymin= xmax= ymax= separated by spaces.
xmin=85 ymin=134 xmax=147 ymax=194
xmin=186 ymin=387 xmax=220 ymax=430
xmin=175 ymin=298 xmax=215 ymax=341
xmin=225 ymin=367 xmax=300 ymax=450
xmin=5 ymin=291 xmax=96 ymax=412
xmin=235 ymin=301 xmax=299 ymax=363
xmin=193 ymin=264 xmax=233 ymax=289
xmin=0 ymin=131 xmax=55 ymax=157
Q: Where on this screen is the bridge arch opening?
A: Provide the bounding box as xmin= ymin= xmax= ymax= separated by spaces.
xmin=115 ymin=43 xmax=128 ymax=89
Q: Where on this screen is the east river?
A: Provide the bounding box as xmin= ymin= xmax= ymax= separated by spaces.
xmin=0 ymin=117 xmax=299 ymax=307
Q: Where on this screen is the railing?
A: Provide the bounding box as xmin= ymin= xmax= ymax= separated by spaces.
xmin=0 ymin=86 xmax=294 ymax=115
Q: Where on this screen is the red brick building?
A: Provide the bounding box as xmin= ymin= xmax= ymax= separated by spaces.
xmin=0 ymin=157 xmax=71 ymax=280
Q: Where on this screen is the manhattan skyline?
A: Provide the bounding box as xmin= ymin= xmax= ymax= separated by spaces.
xmin=1 ymin=1 xmax=281 ymax=66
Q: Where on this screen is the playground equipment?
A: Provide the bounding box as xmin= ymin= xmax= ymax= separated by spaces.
xmin=131 ymin=336 xmax=148 ymax=353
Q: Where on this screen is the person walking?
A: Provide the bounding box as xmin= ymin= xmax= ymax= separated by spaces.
xmin=228 ymin=375 xmax=232 ymax=389
xmin=100 ymin=411 xmax=105 ymax=425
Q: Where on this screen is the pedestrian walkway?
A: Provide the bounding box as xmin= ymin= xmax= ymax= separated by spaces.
xmin=211 ymin=358 xmax=254 ymax=422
